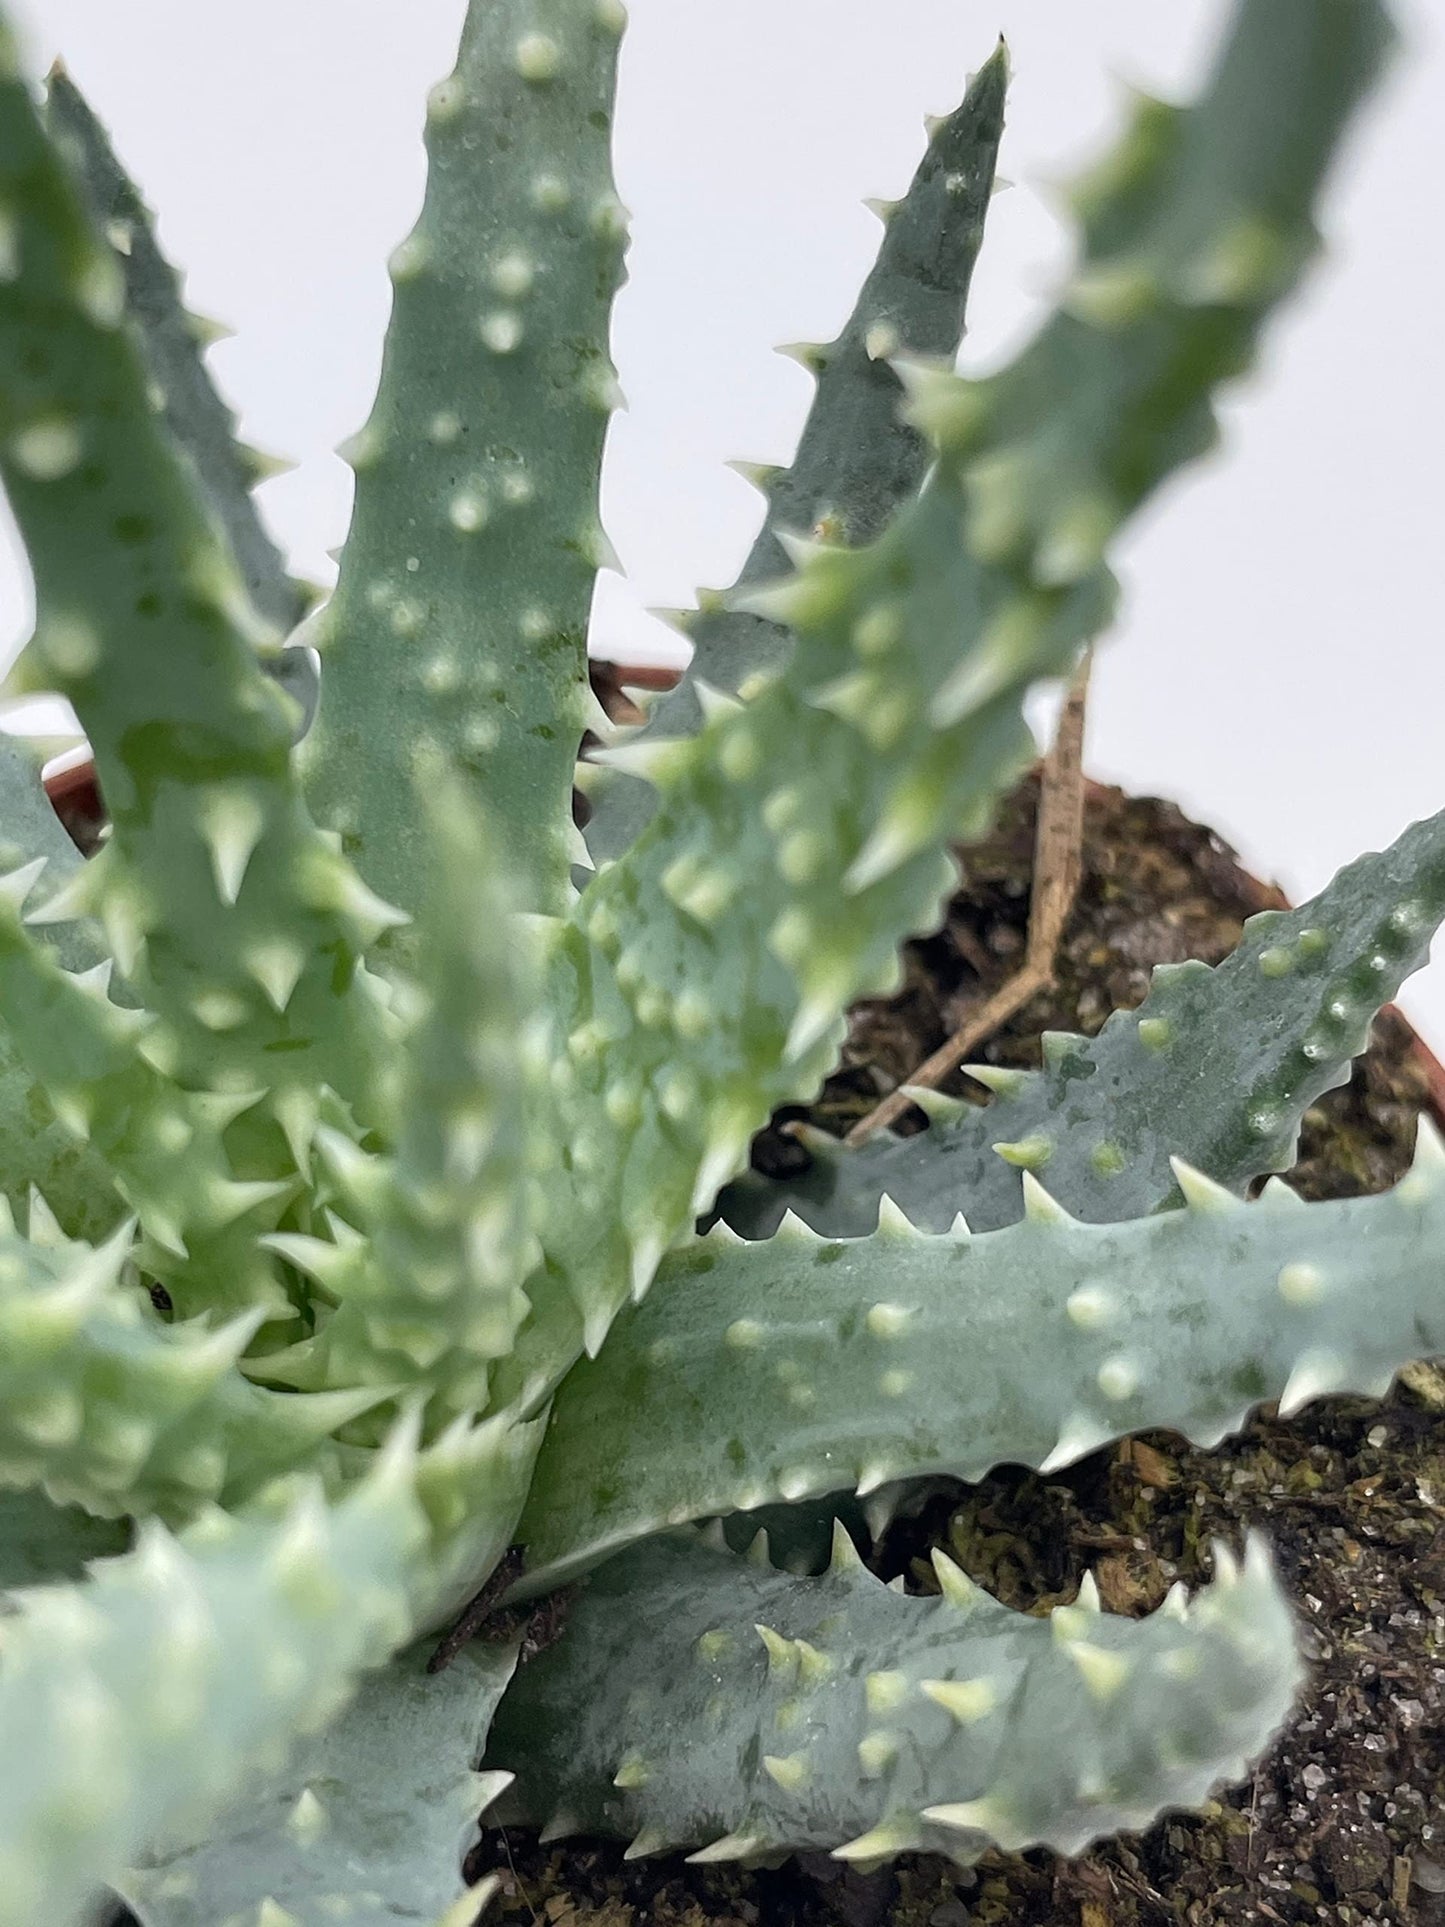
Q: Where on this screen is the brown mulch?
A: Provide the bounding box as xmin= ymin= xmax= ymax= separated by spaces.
xmin=480 ymin=772 xmax=1445 ymax=1927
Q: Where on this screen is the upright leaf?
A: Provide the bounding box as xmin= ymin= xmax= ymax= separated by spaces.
xmin=44 ymin=66 xmax=311 ymax=637
xmin=583 ymin=45 xmax=1009 ymax=863
xmin=302 ymin=0 xmax=628 ymax=922
xmin=0 ymin=22 xmax=396 ymax=1143
xmin=264 ymin=785 xmax=549 ymax=1408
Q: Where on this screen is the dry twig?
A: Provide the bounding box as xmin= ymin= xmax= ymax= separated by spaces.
xmin=846 ymin=649 xmax=1092 ymax=1147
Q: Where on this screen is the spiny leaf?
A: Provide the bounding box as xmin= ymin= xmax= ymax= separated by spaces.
xmin=722 ymin=800 xmax=1445 ymax=1237
xmin=0 ymin=868 xmax=292 ymax=1317
xmin=0 ymin=36 xmax=395 ymax=1134
xmin=269 ymin=781 xmax=548 ymax=1404
xmin=43 ymin=65 xmax=312 ymax=639
xmin=494 ymin=0 xmax=1393 ymax=1407
xmin=0 ymin=1216 xmax=386 ymax=1523
xmin=0 ymin=730 xmax=119 ymax=1238
xmin=0 ymin=1450 xmax=429 ymax=1927
xmin=518 ymin=1125 xmax=1445 ymax=1589
xmin=301 ymin=0 xmax=629 ymax=924
xmin=119 ymin=1640 xmax=516 ymax=1927
xmin=487 ymin=1529 xmax=1297 ymax=1866
xmin=582 ymin=44 xmax=1009 ymax=865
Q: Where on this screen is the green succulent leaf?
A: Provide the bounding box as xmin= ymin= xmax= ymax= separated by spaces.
xmin=119 ymin=1639 xmax=515 ymax=1927
xmin=0 ymin=1209 xmax=393 ymax=1524
xmin=264 ymin=783 xmax=549 ymax=1406
xmin=301 ymin=0 xmax=628 ymax=926
xmin=0 ymin=28 xmax=395 ymax=1131
xmin=0 ymin=1488 xmax=127 ymax=1591
xmin=517 ymin=1123 xmax=1445 ymax=1591
xmin=0 ymin=0 xmax=1411 ymax=1909
xmin=0 ymin=732 xmax=101 ymax=970
xmin=487 ymin=1527 xmax=1299 ymax=1867
xmin=0 ymin=1447 xmax=430 ymax=1927
xmin=722 ymin=800 xmax=1445 ymax=1238
xmin=582 ymin=44 xmax=1009 ymax=866
xmin=42 ymin=65 xmax=311 ymax=640
xmin=0 ymin=862 xmax=304 ymax=1318
xmin=0 ymin=730 xmax=119 ymax=1238
xmin=497 ymin=0 xmax=1393 ymax=1405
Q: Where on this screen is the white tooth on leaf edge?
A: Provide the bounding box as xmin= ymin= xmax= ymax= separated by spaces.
xmin=1277 ymin=1348 xmax=1350 ymax=1418
xmin=693 ymin=679 xmax=744 ymax=724
xmin=929 ymin=1548 xmax=984 ymax=1611
xmin=1039 ymin=1415 xmax=1114 ymax=1476
xmin=1169 ymin=1157 xmax=1242 ymax=1213
xmin=1020 ymin=1172 xmax=1073 ymax=1224
xmin=686 ymin=1831 xmax=767 ymax=1865
xmin=829 ymin=1519 xmax=867 ymax=1574
xmin=776 ymin=529 xmax=833 ymax=570
xmin=0 ymin=856 xmax=48 ymax=911
xmin=921 ymin=1797 xmax=1008 ymax=1839
xmin=623 ymin=1827 xmax=670 ymax=1861
xmin=832 ymin=1815 xmax=923 ymax=1861
xmin=1210 ymin=1539 xmax=1241 ymax=1587
xmin=899 ymin=1084 xmax=968 ymax=1125
xmin=1259 ymin=1175 xmax=1305 ymax=1209
xmin=874 ymin=1196 xmax=915 ymax=1238
xmin=961 ymin=1062 xmax=1029 ymax=1098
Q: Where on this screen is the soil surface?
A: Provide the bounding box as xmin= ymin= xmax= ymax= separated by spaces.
xmin=477 ymin=773 xmax=1445 ymax=1927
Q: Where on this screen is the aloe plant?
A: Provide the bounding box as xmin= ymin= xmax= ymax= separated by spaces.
xmin=0 ymin=1 xmax=1427 ymax=1921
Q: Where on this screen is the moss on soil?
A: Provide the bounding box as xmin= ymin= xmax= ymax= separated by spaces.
xmin=476 ymin=775 xmax=1445 ymax=1927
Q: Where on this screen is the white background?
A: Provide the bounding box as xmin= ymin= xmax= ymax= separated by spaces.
xmin=6 ymin=1 xmax=1444 ymax=1037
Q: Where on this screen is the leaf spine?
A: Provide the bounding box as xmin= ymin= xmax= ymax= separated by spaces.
xmin=929 ymin=1548 xmax=984 ymax=1611
xmin=0 ymin=855 xmax=48 ymax=911
xmin=1020 ymin=1171 xmax=1073 ymax=1223
xmin=829 ymin=1519 xmax=867 ymax=1574
xmin=921 ymin=1796 xmax=1011 ymax=1842
xmin=899 ymin=1084 xmax=968 ymax=1125
xmin=1169 ymin=1157 xmax=1242 ymax=1213
xmin=864 ymin=1669 xmax=909 ymax=1716
xmin=612 ymin=1752 xmax=650 ymax=1789
xmin=1277 ymin=1348 xmax=1351 ymax=1419
xmin=762 ymin=1750 xmax=810 ymax=1792
xmin=1039 ymin=1414 xmax=1113 ymax=1475
xmin=755 ymin=1624 xmax=796 ymax=1679
xmin=1062 ymin=1637 xmax=1131 ymax=1701
xmin=686 ymin=1831 xmax=767 ymax=1865
xmin=922 ymin=1675 xmax=998 ymax=1724
xmin=994 ymin=1134 xmax=1053 ymax=1173
xmin=833 ymin=1814 xmax=923 ymax=1861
